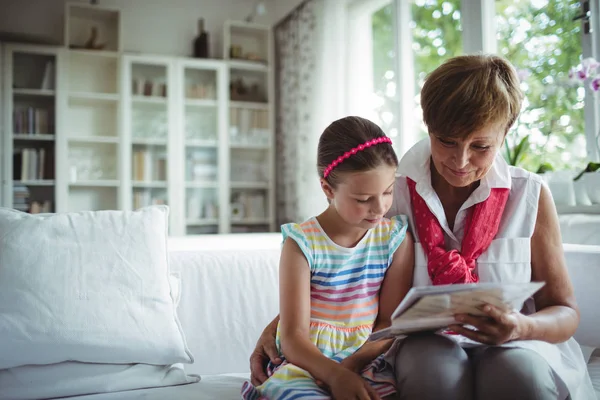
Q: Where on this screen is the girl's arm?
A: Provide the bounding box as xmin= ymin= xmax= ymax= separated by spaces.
xmin=342 ymin=231 xmax=415 ymax=371
xmin=278 ymin=237 xmax=341 ymax=384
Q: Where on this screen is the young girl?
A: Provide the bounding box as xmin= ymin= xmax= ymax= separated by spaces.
xmin=241 ymin=116 xmax=414 ymax=400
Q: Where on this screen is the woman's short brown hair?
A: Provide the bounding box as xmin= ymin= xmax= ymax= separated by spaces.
xmin=420 ymin=54 xmax=523 ymax=139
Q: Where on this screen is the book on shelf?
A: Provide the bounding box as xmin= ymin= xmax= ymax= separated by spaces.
xmin=40 ymin=61 xmax=55 ymax=90
xmin=369 ymin=281 xmax=545 ymax=342
xmin=13 ymin=107 xmax=52 ymax=134
xmin=12 ymin=185 xmax=30 ymax=212
xmin=132 ymin=149 xmax=167 ymax=181
xmin=13 ymin=147 xmax=54 ymax=181
xmin=29 ymin=200 xmax=52 ymax=214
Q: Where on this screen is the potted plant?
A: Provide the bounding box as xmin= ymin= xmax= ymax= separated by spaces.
xmin=573 ymin=161 xmax=600 ymax=204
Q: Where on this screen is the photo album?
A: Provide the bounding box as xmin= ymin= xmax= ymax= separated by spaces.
xmin=369 ymin=281 xmax=545 ymax=341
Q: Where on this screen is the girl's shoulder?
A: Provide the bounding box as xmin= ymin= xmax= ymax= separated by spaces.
xmin=373 ymin=215 xmax=410 ymax=259
xmin=280 ymin=217 xmax=321 ymax=241
xmin=375 ymin=215 xmax=409 ymax=236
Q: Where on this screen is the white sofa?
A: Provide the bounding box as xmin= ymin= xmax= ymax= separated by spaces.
xmin=48 ymin=234 xmax=598 ymax=400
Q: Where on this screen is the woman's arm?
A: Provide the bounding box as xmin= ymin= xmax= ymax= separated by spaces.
xmin=521 ymin=183 xmax=580 ymax=343
xmin=249 ymin=314 xmax=281 ymax=385
xmin=450 ymin=184 xmax=580 ymax=345
xmin=278 ymin=238 xmax=341 ymax=383
xmin=342 ymin=232 xmax=415 ymax=371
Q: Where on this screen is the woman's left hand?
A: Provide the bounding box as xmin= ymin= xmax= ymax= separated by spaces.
xmin=448 ymin=304 xmax=532 ymax=345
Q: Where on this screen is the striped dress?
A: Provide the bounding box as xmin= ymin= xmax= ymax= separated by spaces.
xmin=241 ymin=215 xmax=408 ymax=399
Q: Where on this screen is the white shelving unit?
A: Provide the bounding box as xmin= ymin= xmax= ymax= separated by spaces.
xmin=1 ymin=13 xmax=275 ymax=235
xmin=58 ymin=49 xmax=121 ymax=212
xmin=224 ymin=20 xmax=275 ymax=233
xmin=177 ymin=58 xmax=228 ymax=235
xmin=1 ymin=43 xmax=59 ymax=214
xmin=122 ymin=54 xmax=174 ymax=231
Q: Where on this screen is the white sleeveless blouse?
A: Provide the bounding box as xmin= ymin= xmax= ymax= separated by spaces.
xmin=389 ymin=139 xmax=595 ymax=399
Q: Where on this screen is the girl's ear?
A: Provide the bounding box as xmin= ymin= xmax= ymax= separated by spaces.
xmin=320 ymin=178 xmax=335 ymax=200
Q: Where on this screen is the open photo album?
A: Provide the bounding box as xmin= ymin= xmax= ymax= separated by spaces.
xmin=369 ymin=281 xmax=545 ymax=341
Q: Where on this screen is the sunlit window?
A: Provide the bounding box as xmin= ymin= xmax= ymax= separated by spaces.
xmin=497 ymin=0 xmax=587 ymax=171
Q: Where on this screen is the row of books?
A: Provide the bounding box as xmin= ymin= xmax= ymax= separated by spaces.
xmin=13 ymin=107 xmax=53 ymax=135
xmin=13 ymin=147 xmax=54 ymax=181
xmin=132 ymin=149 xmax=167 ymax=181
xmin=12 ymin=185 xmax=53 ymax=214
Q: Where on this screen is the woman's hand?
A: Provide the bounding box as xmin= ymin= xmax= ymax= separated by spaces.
xmin=249 ymin=317 xmax=282 ymax=386
xmin=448 ymin=304 xmax=532 ymax=345
xmin=325 ymin=366 xmax=381 ymax=400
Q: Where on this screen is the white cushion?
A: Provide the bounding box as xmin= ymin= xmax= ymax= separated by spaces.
xmin=0 ymin=205 xmax=193 ymax=369
xmin=0 ymin=362 xmax=200 ymax=400
xmin=589 ymin=352 xmax=600 ymax=399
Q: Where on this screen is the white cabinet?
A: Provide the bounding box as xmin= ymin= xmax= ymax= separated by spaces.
xmin=177 ymin=58 xmax=228 ymax=235
xmin=1 ymin=43 xmax=60 ymax=214
xmin=121 ymin=54 xmax=175 ymax=233
xmin=1 ymin=21 xmax=275 ymax=234
xmin=224 ymin=20 xmax=275 ymax=233
xmin=58 ymin=49 xmax=121 ymax=212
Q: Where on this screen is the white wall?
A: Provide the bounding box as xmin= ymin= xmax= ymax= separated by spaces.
xmin=0 ymin=0 xmax=303 ymax=58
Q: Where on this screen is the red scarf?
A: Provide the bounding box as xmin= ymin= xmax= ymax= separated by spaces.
xmin=407 ymin=178 xmax=510 ymax=285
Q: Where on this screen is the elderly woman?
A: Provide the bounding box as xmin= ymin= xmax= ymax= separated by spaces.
xmin=250 ymin=54 xmax=595 ymax=399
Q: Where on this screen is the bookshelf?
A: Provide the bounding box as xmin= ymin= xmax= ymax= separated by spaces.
xmin=224 ymin=20 xmax=275 ymax=233
xmin=1 ymin=17 xmax=275 ymax=235
xmin=59 ymin=49 xmax=121 ymax=212
xmin=178 ymin=58 xmax=228 ymax=235
xmin=122 ymin=54 xmax=175 ymax=230
xmin=2 ymin=43 xmax=58 ymax=214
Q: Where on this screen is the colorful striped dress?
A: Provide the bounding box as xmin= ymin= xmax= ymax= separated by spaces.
xmin=241 ymin=215 xmax=408 ymax=400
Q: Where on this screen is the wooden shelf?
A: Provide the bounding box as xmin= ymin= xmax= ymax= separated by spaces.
xmin=132 ymin=138 xmax=168 ymax=146
xmin=230 ymin=143 xmax=270 ymax=150
xmin=132 ymin=181 xmax=167 ymax=188
xmin=556 ymin=205 xmax=600 ymax=214
xmin=69 ymin=92 xmax=119 ymax=102
xmin=185 ymin=98 xmax=218 ymax=107
xmin=68 ymin=136 xmax=119 ymax=144
xmin=231 ymin=181 xmax=269 ymax=189
xmin=14 ymin=180 xmax=55 ymax=186
xmin=186 ymin=139 xmax=218 ymax=147
xmin=69 ymin=49 xmax=120 ymax=59
xmin=13 ymin=89 xmax=55 ymax=97
xmin=69 ymin=180 xmax=120 ymax=187
xmin=187 ymin=219 xmax=219 ymax=226
xmin=230 ymin=101 xmax=269 ymax=110
xmin=13 ymin=134 xmax=55 ymax=141
xmin=228 ymin=59 xmax=269 ymax=72
xmin=231 ymin=218 xmax=271 ymax=225
xmin=132 ymin=95 xmax=167 ymax=105
xmin=186 ymin=181 xmax=219 ymax=189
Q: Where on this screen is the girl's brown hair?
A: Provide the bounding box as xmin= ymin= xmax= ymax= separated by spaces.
xmin=317 ymin=116 xmax=398 ymax=187
xmin=421 ymin=54 xmax=523 ymax=139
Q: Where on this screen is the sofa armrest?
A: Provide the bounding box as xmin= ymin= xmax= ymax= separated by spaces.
xmin=564 ymin=243 xmax=600 ymax=349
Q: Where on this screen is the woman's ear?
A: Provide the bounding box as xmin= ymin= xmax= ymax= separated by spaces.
xmin=320 ymin=178 xmax=335 ymax=200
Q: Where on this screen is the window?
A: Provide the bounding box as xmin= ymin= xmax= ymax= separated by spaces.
xmin=347 ymin=0 xmax=463 ymax=156
xmin=497 ymin=0 xmax=587 ymax=172
xmin=410 ymin=0 xmax=462 ymax=145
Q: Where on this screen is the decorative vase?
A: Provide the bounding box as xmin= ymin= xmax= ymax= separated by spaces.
xmin=193 ymin=18 xmax=209 ymax=58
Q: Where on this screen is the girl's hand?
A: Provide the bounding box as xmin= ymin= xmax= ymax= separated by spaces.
xmin=448 ymin=304 xmax=532 ymax=345
xmin=326 ymin=366 xmax=381 ymax=400
xmin=339 ymin=355 xmax=364 ymax=374
xmin=315 ymin=356 xmax=363 ymax=388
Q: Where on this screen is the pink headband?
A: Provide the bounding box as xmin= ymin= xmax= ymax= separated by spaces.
xmin=323 ymin=136 xmax=392 ymax=178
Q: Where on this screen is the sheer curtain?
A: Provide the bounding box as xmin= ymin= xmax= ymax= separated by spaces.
xmin=274 ymin=0 xmax=347 ymax=226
